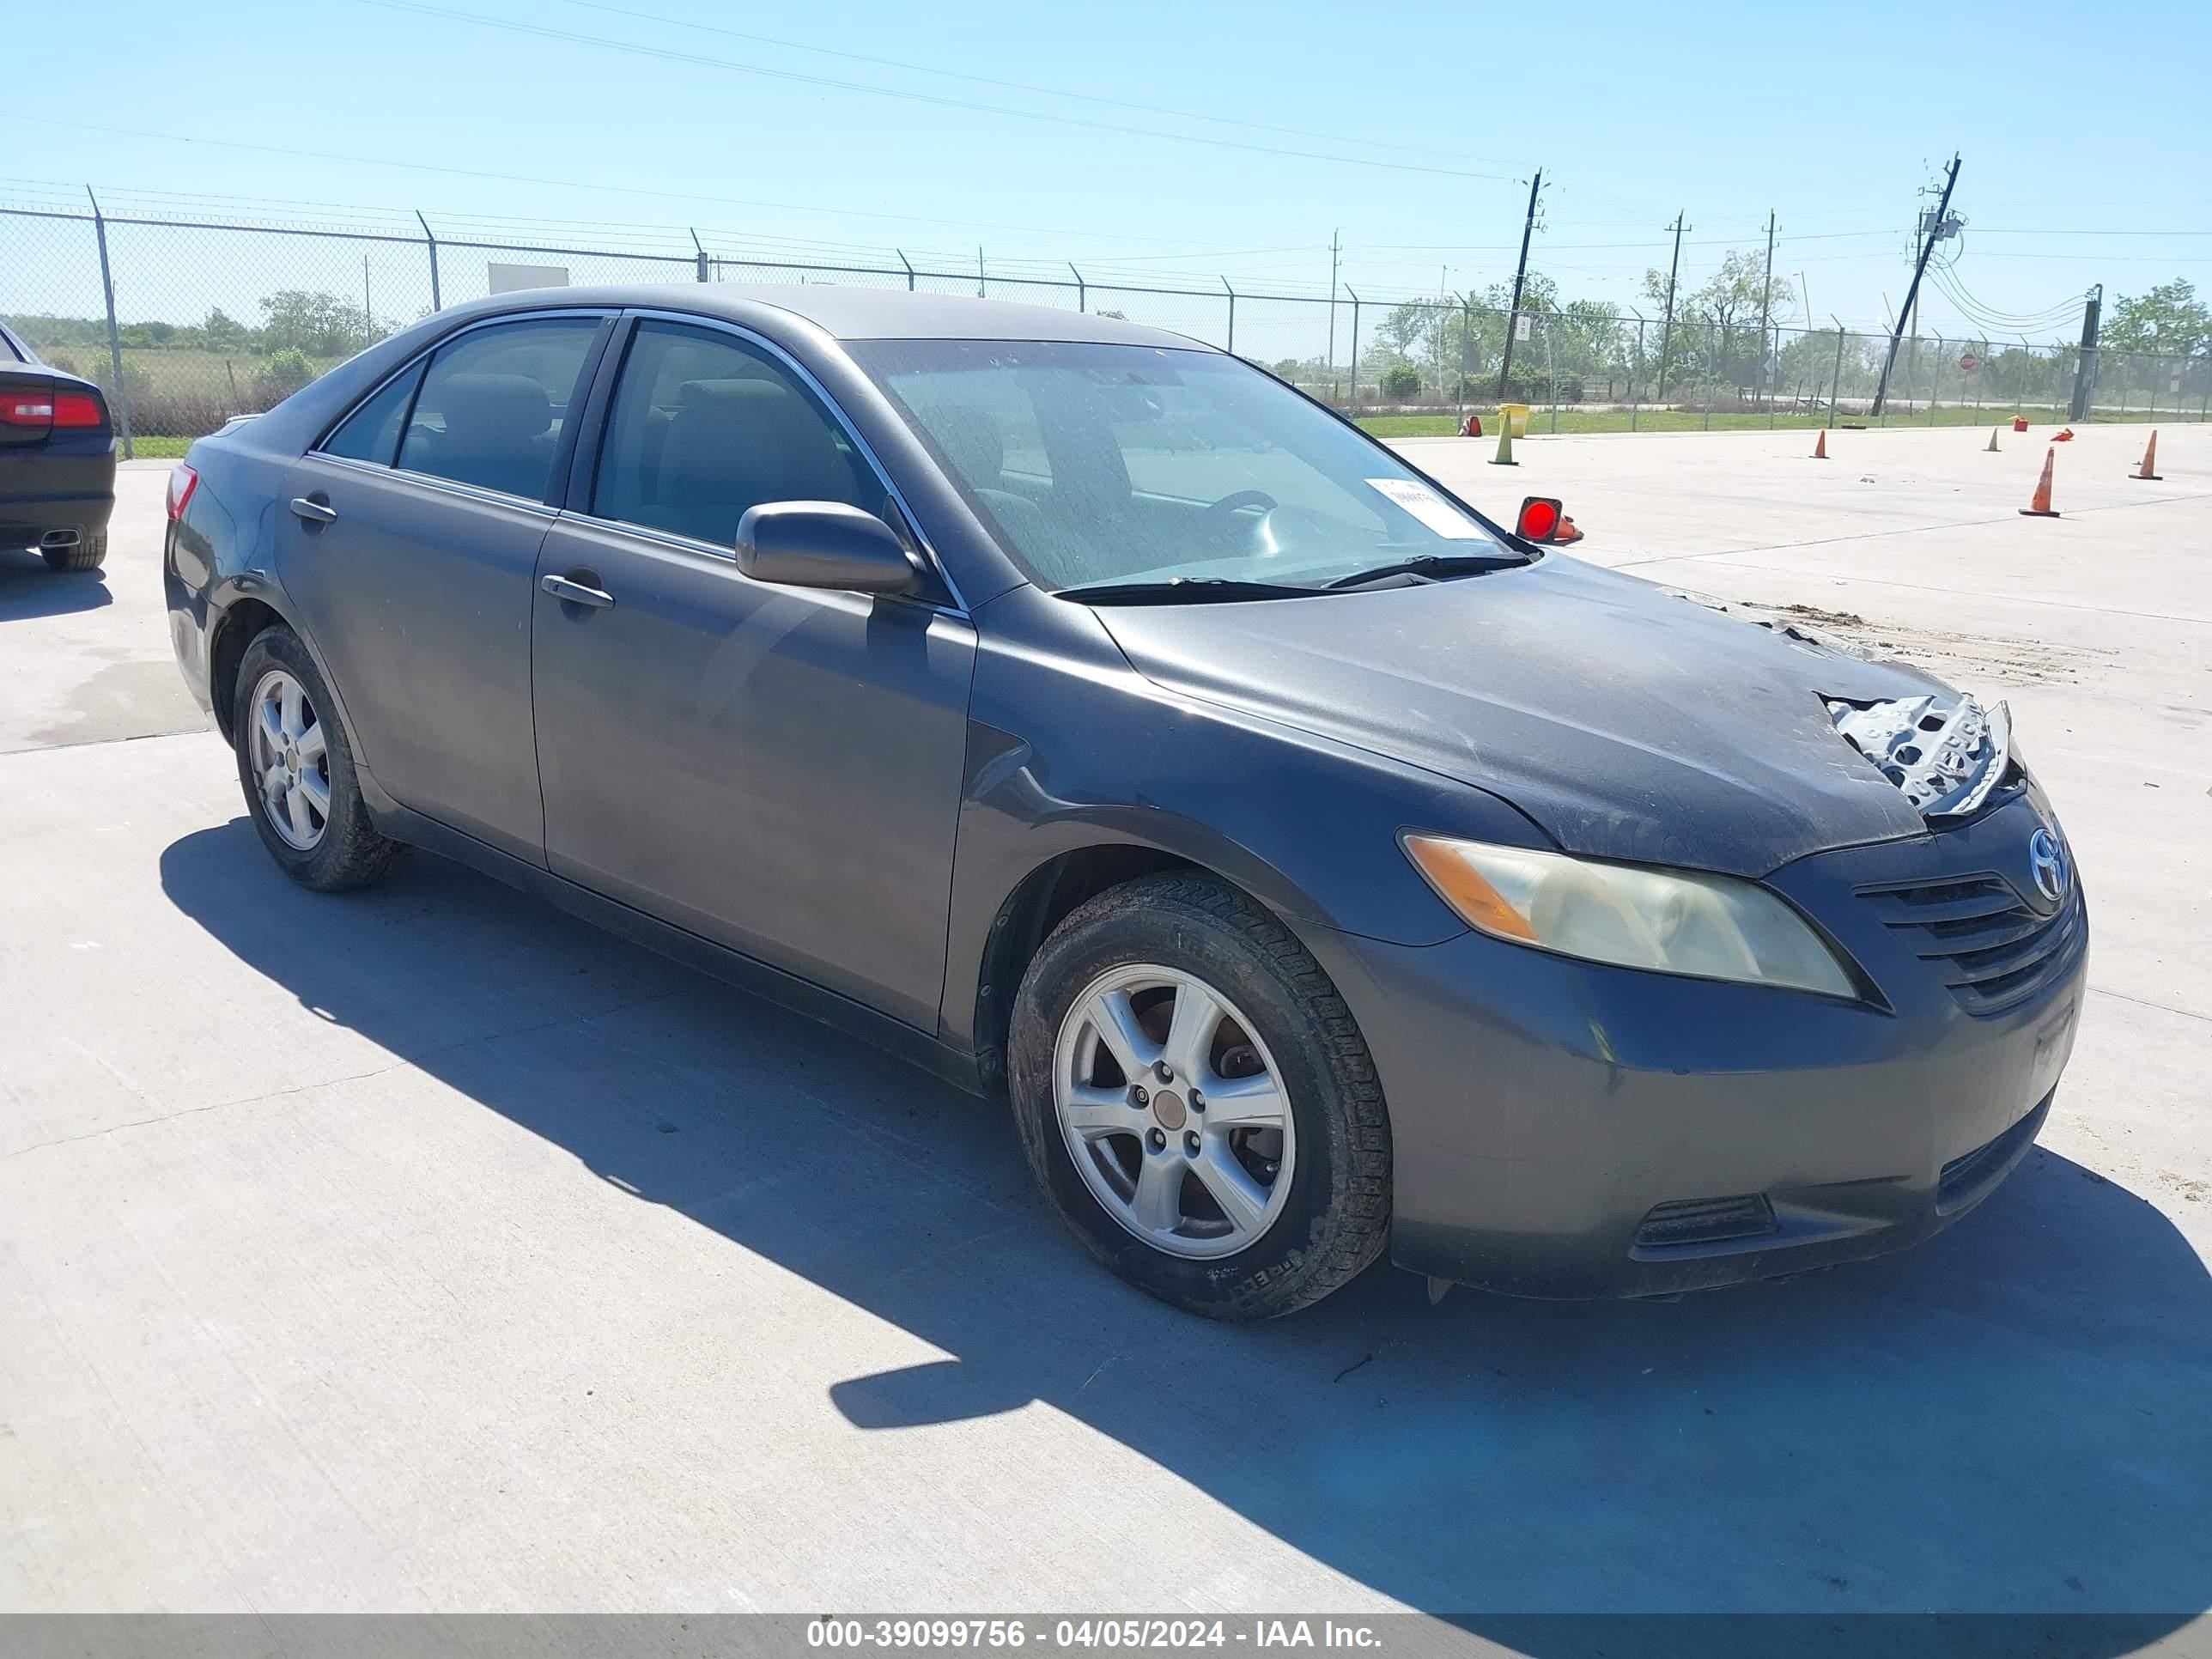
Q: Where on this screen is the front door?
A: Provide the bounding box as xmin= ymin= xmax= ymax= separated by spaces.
xmin=531 ymin=318 xmax=975 ymax=1030
xmin=277 ymin=313 xmax=607 ymax=858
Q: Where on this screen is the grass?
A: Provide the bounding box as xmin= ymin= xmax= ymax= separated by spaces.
xmin=1359 ymin=404 xmax=2207 ymax=440
xmin=122 ymin=435 xmax=193 ymax=459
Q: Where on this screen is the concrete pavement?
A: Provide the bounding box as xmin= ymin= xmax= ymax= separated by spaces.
xmin=1 ymin=427 xmax=2207 ymax=1637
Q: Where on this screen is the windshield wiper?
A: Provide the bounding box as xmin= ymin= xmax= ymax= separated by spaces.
xmin=1052 ymin=576 xmax=1319 ymax=605
xmin=1323 ymin=551 xmax=1529 ymax=591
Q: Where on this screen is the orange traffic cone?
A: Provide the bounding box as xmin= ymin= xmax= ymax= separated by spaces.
xmin=1811 ymin=428 xmax=1829 ymax=459
xmin=1462 ymin=411 xmax=1483 ymax=438
xmin=2019 ymin=447 xmax=2060 ymax=518
xmin=2012 ymin=416 xmax=2029 ymax=433
xmin=1985 ymin=424 xmax=2002 ymax=453
xmin=2051 ymin=427 xmax=2075 ymax=441
xmin=1553 ymin=514 xmax=1585 ymax=544
xmin=2130 ymin=429 xmax=2162 ymax=480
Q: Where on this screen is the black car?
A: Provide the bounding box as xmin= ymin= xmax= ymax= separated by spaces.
xmin=0 ymin=320 xmax=116 ymax=571
xmin=163 ymin=287 xmax=2085 ymax=1320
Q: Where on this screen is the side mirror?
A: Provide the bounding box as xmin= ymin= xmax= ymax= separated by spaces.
xmin=1515 ymin=495 xmax=1584 ymax=545
xmin=735 ymin=501 xmax=920 ymax=596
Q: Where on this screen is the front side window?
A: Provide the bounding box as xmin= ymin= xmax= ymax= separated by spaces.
xmin=320 ymin=361 xmax=426 ymax=465
xmin=396 ymin=317 xmax=600 ymax=501
xmin=592 ymin=320 xmax=879 ymax=548
xmin=853 ymin=340 xmax=1511 ymax=592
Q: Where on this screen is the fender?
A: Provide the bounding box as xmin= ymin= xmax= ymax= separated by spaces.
xmin=937 ymin=590 xmax=1554 ymax=1056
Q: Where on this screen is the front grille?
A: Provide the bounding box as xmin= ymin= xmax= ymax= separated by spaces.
xmin=1857 ymin=873 xmax=2084 ymax=1018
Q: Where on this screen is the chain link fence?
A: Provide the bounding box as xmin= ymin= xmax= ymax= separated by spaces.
xmin=6 ymin=203 xmax=2206 ymax=458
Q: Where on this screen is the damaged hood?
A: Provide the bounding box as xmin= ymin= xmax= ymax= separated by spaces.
xmin=1091 ymin=555 xmax=1962 ymax=877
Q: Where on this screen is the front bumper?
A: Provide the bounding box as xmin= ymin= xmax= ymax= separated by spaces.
xmin=1304 ymin=793 xmax=2087 ymax=1298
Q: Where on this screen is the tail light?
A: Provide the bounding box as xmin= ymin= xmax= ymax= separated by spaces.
xmin=1 ymin=392 xmax=54 ymax=429
xmin=52 ymin=391 xmax=105 ymax=428
xmin=0 ymin=387 xmax=105 ymax=431
xmin=167 ymin=463 xmax=199 ymax=522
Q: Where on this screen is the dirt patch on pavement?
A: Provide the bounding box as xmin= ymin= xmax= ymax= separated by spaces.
xmin=1749 ymin=601 xmax=2122 ymax=688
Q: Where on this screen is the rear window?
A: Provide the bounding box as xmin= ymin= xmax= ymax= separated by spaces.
xmin=394 ymin=317 xmax=601 ymax=501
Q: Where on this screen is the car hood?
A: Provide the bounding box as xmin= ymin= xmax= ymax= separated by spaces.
xmin=1090 ymin=555 xmax=1954 ymax=877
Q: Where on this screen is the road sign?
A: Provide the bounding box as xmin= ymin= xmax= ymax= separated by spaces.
xmin=1514 ymin=313 xmax=1531 ymax=342
xmin=1958 ymin=353 xmax=1979 ymax=373
xmin=2172 ymin=368 xmax=2185 ymax=394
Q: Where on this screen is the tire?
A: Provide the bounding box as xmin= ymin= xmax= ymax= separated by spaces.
xmin=231 ymin=624 xmax=404 ymax=891
xmin=40 ymin=529 xmax=106 ymax=571
xmin=1008 ymin=873 xmax=1391 ymax=1320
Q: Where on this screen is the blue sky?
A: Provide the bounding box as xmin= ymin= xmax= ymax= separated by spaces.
xmin=11 ymin=0 xmax=2211 ymax=339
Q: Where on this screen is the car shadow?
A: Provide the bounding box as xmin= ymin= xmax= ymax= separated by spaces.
xmin=158 ymin=821 xmax=2211 ymax=1641
xmin=0 ymin=551 xmax=111 ymax=619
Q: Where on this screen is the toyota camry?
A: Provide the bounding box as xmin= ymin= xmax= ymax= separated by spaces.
xmin=163 ymin=286 xmax=2085 ymax=1318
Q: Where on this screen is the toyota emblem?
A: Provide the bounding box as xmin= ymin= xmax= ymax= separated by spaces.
xmin=2027 ymin=827 xmax=2070 ymax=905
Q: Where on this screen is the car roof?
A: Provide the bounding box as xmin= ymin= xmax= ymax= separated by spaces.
xmin=440 ymin=283 xmax=1211 ymax=349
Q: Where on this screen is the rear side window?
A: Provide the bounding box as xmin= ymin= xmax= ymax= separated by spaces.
xmin=320 ymin=362 xmax=425 ymax=465
xmin=396 ymin=317 xmax=600 ymax=501
xmin=590 ymin=320 xmax=878 ymax=548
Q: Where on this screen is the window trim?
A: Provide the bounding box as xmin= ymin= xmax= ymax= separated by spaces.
xmin=316 ymin=357 xmax=428 ymax=468
xmin=556 ymin=308 xmax=968 ymax=615
xmin=308 ymin=308 xmax=617 ymax=508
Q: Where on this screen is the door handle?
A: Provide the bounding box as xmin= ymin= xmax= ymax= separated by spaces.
xmin=541 ymin=572 xmax=616 ymax=610
xmin=289 ymin=496 xmax=337 ymax=525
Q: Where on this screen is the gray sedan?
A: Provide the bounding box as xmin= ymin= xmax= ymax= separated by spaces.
xmin=163 ymin=287 xmax=2084 ymax=1318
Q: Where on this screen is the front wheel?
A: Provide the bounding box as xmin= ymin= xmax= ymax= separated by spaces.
xmin=231 ymin=625 xmax=403 ymax=891
xmin=1008 ymin=875 xmax=1391 ymax=1319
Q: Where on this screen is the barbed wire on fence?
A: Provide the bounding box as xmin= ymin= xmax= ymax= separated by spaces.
xmin=5 ymin=201 xmax=2207 ymax=459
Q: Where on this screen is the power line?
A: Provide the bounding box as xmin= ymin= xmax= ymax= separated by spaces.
xmin=545 ymin=0 xmax=1511 ymax=169
xmin=40 ymin=120 xmax=1339 ymax=250
xmin=351 ymin=0 xmax=1520 ymax=185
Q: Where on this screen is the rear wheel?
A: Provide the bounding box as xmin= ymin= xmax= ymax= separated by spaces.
xmin=232 ymin=626 xmax=403 ymax=891
xmin=40 ymin=529 xmax=106 ymax=571
xmin=1008 ymin=874 xmax=1391 ymax=1320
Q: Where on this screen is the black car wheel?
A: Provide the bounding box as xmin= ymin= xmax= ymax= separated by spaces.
xmin=1008 ymin=873 xmax=1391 ymax=1319
xmin=231 ymin=625 xmax=403 ymax=891
xmin=40 ymin=529 xmax=106 ymax=571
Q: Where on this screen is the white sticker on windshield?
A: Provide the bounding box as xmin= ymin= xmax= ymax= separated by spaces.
xmin=1366 ymin=477 xmax=1485 ymax=539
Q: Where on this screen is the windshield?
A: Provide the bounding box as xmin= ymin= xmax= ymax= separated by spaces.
xmin=852 ymin=340 xmax=1512 ymax=593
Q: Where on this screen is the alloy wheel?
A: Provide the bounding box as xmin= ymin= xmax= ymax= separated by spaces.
xmin=247 ymin=667 xmax=331 ymax=852
xmin=1052 ymin=963 xmax=1296 ymax=1259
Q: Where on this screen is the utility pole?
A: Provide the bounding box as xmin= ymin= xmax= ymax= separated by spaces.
xmin=1494 ymin=167 xmax=1544 ymax=400
xmin=1755 ymin=210 xmax=1778 ymax=410
xmin=1872 ymin=152 xmax=1961 ymax=416
xmin=2068 ymin=283 xmax=2103 ymax=422
xmin=1326 ymin=229 xmax=1340 ymax=386
xmin=1656 ymin=212 xmax=1688 ymax=403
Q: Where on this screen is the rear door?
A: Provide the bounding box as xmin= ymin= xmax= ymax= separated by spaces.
xmin=277 ymin=313 xmax=610 ymax=858
xmin=529 ymin=314 xmax=976 ymax=1029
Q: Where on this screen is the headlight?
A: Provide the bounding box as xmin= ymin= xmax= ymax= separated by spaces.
xmin=1401 ymin=834 xmax=1856 ymax=998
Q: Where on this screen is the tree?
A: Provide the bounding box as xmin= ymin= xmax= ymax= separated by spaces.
xmin=2101 ymin=280 xmax=2209 ymax=357
xmin=1643 ymin=251 xmax=1796 ymax=393
xmin=203 ymin=308 xmax=251 ymax=354
xmin=258 ymin=290 xmax=381 ymax=358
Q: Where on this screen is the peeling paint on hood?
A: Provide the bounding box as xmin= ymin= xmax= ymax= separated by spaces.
xmin=1662 ymin=590 xmax=1887 ymax=664
xmin=1826 ymin=693 xmax=2013 ymax=819
xmin=1090 ymin=556 xmax=1957 ymax=877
